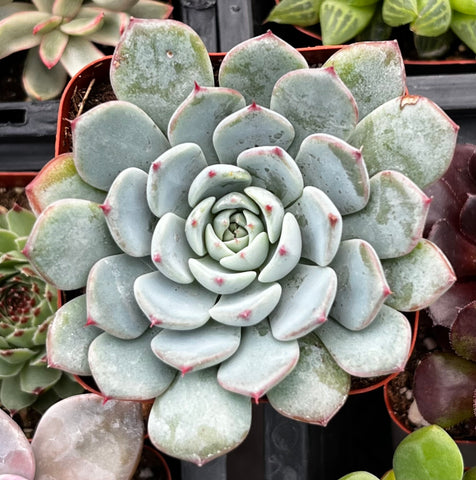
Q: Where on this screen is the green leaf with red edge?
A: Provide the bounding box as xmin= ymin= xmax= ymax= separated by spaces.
xmin=413 ymin=351 xmax=476 ymax=428
xmin=450 ymin=301 xmax=476 ymax=362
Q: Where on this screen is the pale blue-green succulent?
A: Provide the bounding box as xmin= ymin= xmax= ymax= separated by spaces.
xmin=24 ymin=19 xmax=458 ymax=465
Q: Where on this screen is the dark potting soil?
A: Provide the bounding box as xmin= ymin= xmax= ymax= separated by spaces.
xmin=0 ymin=186 xmax=30 ymax=211
xmin=386 ymin=310 xmax=476 ymax=441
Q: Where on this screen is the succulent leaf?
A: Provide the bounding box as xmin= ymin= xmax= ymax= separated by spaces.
xmin=19 ymin=363 xmax=62 ymax=395
xmin=410 ymin=0 xmax=452 ymax=37
xmin=338 ymin=473 xmax=379 ymax=480
xmin=0 ymin=408 xmax=35 ymax=479
xmin=213 ymin=104 xmax=295 ymax=165
xmin=72 ymin=101 xmax=170 ymax=191
xmin=295 ymin=133 xmax=369 ymax=214
xmin=151 ymin=321 xmax=241 ymax=374
xmin=330 ymin=239 xmax=390 ymax=330
xmin=148 ymin=367 xmax=251 ymax=466
xmin=59 ymin=36 xmax=103 ymax=77
xmin=267 ymin=333 xmax=350 ymax=426
xmin=322 ymin=40 xmax=406 ymax=119
xmin=168 ymin=85 xmax=246 ymax=165
xmin=382 ymin=0 xmax=418 ymax=26
xmin=88 ymin=329 xmax=176 ymax=400
xmin=134 ymin=271 xmax=217 ymax=329
xmin=451 ymin=12 xmax=476 ymax=54
xmin=23 ymin=199 xmax=121 ymax=290
xmin=25 ymin=153 xmax=106 ymax=216
xmin=0 ymin=375 xmax=38 ymax=411
xmin=87 ymin=254 xmax=153 ymax=339
xmin=450 ymin=301 xmax=476 ymax=362
xmin=218 ymin=30 xmax=308 ymax=108
xmin=59 ymin=10 xmax=105 ymax=36
xmin=111 ymin=18 xmax=214 ymax=133
xmin=38 ymin=29 xmax=68 ymax=69
xmin=270 ymin=263 xmax=337 ymax=340
xmin=217 ymin=320 xmax=299 ymax=401
xmin=348 ymin=96 xmax=458 ymax=189
xmin=185 ymin=197 xmax=215 ymax=256
xmin=85 ymin=8 xmax=129 ymax=46
xmin=47 ymin=295 xmax=101 ymax=375
xmin=382 ymin=238 xmax=456 ymax=311
xmin=342 ymin=170 xmax=431 ymax=259
xmin=270 ymin=67 xmax=358 ymax=156
xmin=316 ymin=304 xmax=412 ymax=376
xmin=31 ymin=394 xmax=144 ymax=480
xmin=265 ymin=0 xmax=322 ymax=27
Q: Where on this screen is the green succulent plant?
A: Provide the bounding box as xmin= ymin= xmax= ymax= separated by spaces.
xmin=0 ymin=204 xmax=82 ymax=413
xmin=23 ymin=19 xmax=458 ymax=465
xmin=0 ymin=0 xmax=172 ymax=100
xmin=266 ymin=0 xmax=476 ymax=59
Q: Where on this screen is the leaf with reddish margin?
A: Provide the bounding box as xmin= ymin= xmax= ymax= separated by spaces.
xmin=414 ymin=352 xmax=476 ymax=428
xmin=469 ymin=145 xmax=476 ymax=183
xmin=428 ymin=281 xmax=476 ymax=328
xmin=427 ymin=218 xmax=476 ymax=280
xmin=460 ymin=194 xmax=476 ymax=244
xmin=450 ymin=301 xmax=476 ymax=362
xmin=423 ymin=178 xmax=459 ymax=236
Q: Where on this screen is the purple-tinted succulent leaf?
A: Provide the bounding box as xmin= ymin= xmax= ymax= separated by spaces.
xmin=450 ymin=301 xmax=476 ymax=362
xmin=267 ymin=333 xmax=350 ymax=426
xmin=414 ymin=352 xmax=476 ymax=428
xmin=469 ymin=144 xmax=476 ymax=182
xmin=423 ymin=178 xmax=459 ymax=236
xmin=31 ymin=394 xmax=144 ymax=480
xmin=460 ymin=194 xmax=476 ymax=244
xmin=427 ymin=218 xmax=476 ymax=279
xmin=0 ymin=409 xmax=35 ymax=479
xmin=428 ymin=280 xmax=476 ymax=328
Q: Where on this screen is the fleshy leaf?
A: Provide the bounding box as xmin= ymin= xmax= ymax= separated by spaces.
xmin=322 ymin=40 xmax=406 ymax=119
xmin=270 ymin=67 xmax=358 ymax=156
xmin=209 ymin=281 xmax=282 ymax=327
xmin=342 ymin=170 xmax=430 ymax=259
xmin=295 ymin=133 xmax=369 ymax=214
xmin=87 ymin=254 xmax=153 ymax=339
xmin=316 ymin=305 xmax=412 ymax=377
xmin=47 ymin=295 xmax=101 ymax=376
xmin=348 ymin=95 xmax=458 ymax=189
xmin=382 ymin=238 xmax=456 ymax=311
xmin=267 ymin=333 xmax=350 ymax=426
xmin=151 ymin=321 xmax=241 ymax=374
xmin=338 ymin=474 xmax=379 ymax=480
xmin=168 ymin=85 xmax=246 ymax=165
xmin=60 ymin=10 xmax=105 ymax=36
xmin=111 ymin=18 xmax=214 ymax=133
xmin=85 ymin=8 xmax=129 ymax=46
xmin=450 ymin=301 xmax=476 ymax=362
xmin=270 ymin=263 xmax=337 ymax=341
xmin=23 ymin=199 xmax=121 ymax=290
xmin=39 ymin=29 xmax=68 ymax=69
xmin=382 ymin=0 xmax=418 ymax=26
xmin=148 ymin=368 xmax=251 ymax=466
xmin=147 ymin=143 xmax=208 ymax=219
xmin=237 ymin=146 xmax=303 ymax=207
xmin=0 ymin=408 xmax=35 ymax=479
xmin=25 ymin=153 xmax=106 ymax=216
xmin=451 ymin=12 xmax=476 ymax=54
xmin=218 ymin=30 xmax=308 ymax=108
xmin=185 ymin=197 xmax=215 ymax=256
xmin=410 ymin=0 xmax=452 ymax=37
xmin=286 ymin=186 xmax=342 ymax=266
xmin=393 ymin=425 xmax=464 ymax=480
xmin=31 ymin=394 xmax=144 ymax=480
xmin=134 ymin=271 xmax=217 ymax=329
xmin=59 ymin=37 xmax=103 ymax=77
xmin=73 ymin=100 xmax=170 ymax=191
xmin=265 ymin=0 xmax=321 ymax=27
xmin=89 ymin=329 xmax=176 ymax=400
xmin=460 ymin=194 xmax=476 ymax=244
xmin=19 ymin=363 xmax=62 ymax=394
xmin=101 ymin=168 xmax=156 ymax=257
xmin=213 ymin=104 xmax=295 ymax=165
xmin=220 ymin=232 xmax=269 ymax=271
xmin=151 ymin=213 xmax=195 ymax=283
xmin=330 ymin=239 xmax=390 ymax=330
xmin=0 ymin=376 xmax=37 ymax=411
xmin=218 ymin=320 xmax=299 ymax=401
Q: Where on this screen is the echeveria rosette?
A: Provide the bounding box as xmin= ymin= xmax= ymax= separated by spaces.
xmin=0 ymin=0 xmax=172 ymax=100
xmin=23 ymin=19 xmax=458 ymax=465
xmin=0 ymin=205 xmax=82 ymax=413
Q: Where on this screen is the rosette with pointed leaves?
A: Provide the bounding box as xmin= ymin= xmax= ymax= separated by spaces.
xmin=408 ymin=144 xmax=476 ymax=432
xmin=0 ymin=0 xmax=172 ymax=100
xmin=0 ymin=204 xmax=82 ymax=413
xmin=266 ymin=0 xmax=476 ymax=59
xmin=24 ymin=19 xmax=457 ymax=465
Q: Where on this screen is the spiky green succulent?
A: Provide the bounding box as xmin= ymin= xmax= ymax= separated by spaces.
xmin=266 ymin=0 xmax=476 ymax=59
xmin=23 ymin=18 xmax=458 ymax=465
xmin=0 ymin=204 xmax=82 ymax=413
xmin=0 ymin=0 xmax=172 ymax=100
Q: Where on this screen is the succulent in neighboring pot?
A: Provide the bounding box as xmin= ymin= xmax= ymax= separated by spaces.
xmin=0 ymin=204 xmax=81 ymax=413
xmin=0 ymin=0 xmax=172 ymax=100
xmin=0 ymin=393 xmax=145 ymax=480
xmin=266 ymin=0 xmax=476 ymax=59
xmin=406 ymin=144 xmax=476 ymax=433
xmin=23 ymin=19 xmax=457 ymax=465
